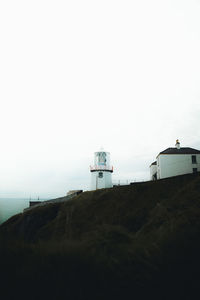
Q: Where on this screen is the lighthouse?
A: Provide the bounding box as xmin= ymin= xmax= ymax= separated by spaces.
xmin=90 ymin=149 xmax=113 ymax=190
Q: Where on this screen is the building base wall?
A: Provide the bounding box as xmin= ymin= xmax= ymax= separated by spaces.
xmin=90 ymin=171 xmax=113 ymax=190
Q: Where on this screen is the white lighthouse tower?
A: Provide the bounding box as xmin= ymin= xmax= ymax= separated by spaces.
xmin=90 ymin=149 xmax=113 ymax=190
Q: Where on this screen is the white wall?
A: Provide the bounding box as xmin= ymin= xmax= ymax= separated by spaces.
xmin=157 ymin=154 xmax=200 ymax=179
xmin=90 ymin=171 xmax=113 ymax=190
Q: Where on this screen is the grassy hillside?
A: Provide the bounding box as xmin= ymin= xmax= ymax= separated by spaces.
xmin=1 ymin=173 xmax=200 ymax=300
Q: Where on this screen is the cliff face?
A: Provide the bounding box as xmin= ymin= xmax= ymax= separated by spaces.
xmin=1 ymin=173 xmax=200 ymax=300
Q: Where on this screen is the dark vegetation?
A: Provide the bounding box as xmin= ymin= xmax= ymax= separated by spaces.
xmin=1 ymin=173 xmax=200 ymax=299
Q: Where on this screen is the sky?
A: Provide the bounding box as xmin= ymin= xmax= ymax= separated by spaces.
xmin=0 ymin=0 xmax=200 ymax=198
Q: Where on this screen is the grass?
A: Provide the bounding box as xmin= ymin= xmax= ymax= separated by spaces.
xmin=1 ymin=173 xmax=200 ymax=299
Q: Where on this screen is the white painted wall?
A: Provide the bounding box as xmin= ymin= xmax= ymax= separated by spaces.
xmin=90 ymin=171 xmax=113 ymax=190
xmin=157 ymin=154 xmax=200 ymax=179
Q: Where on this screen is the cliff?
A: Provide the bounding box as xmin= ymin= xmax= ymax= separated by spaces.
xmin=1 ymin=173 xmax=200 ymax=300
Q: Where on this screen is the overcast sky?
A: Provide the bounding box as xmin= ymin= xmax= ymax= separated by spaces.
xmin=0 ymin=0 xmax=200 ymax=198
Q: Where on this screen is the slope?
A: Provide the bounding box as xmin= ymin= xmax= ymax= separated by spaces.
xmin=0 ymin=173 xmax=200 ymax=300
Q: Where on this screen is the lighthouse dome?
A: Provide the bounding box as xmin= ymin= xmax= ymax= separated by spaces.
xmin=94 ymin=150 xmax=111 ymax=168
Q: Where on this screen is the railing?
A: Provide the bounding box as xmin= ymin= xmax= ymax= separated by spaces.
xmin=112 ymin=180 xmax=130 ymax=186
xmin=90 ymin=165 xmax=113 ymax=172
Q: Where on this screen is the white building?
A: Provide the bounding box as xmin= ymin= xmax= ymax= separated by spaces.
xmin=150 ymin=161 xmax=157 ymax=180
xmin=150 ymin=140 xmax=200 ymax=180
xmin=90 ymin=149 xmax=113 ymax=190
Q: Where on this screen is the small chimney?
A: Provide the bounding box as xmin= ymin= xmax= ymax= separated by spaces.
xmin=175 ymin=139 xmax=180 ymax=149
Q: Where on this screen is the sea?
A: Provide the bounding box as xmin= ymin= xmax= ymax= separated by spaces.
xmin=0 ymin=198 xmax=49 ymax=225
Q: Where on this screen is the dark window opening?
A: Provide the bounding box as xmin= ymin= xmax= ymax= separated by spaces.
xmin=152 ymin=173 xmax=157 ymax=181
xmin=192 ymin=155 xmax=197 ymax=164
xmin=193 ymin=168 xmax=198 ymax=173
xmin=98 ymin=172 xmax=103 ymax=178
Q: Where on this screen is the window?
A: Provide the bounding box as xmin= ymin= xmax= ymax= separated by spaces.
xmin=193 ymin=168 xmax=198 ymax=173
xmin=192 ymin=155 xmax=197 ymax=164
xmin=98 ymin=172 xmax=103 ymax=178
